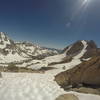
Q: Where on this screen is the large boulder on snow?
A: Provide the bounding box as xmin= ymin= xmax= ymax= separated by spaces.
xmin=55 ymin=56 xmax=100 ymax=89
xmin=56 ymin=94 xmax=79 ymax=100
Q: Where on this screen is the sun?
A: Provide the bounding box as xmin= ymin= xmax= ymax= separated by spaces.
xmin=82 ymin=0 xmax=90 ymax=6
xmin=84 ymin=0 xmax=90 ymax=4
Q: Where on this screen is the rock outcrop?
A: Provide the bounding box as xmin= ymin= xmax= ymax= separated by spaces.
xmin=62 ymin=40 xmax=84 ymax=57
xmin=0 ymin=72 xmax=2 ymax=78
xmin=82 ymin=40 xmax=100 ymax=59
xmin=66 ymin=40 xmax=84 ymax=56
xmin=55 ymin=56 xmax=100 ymax=89
xmin=63 ymin=40 xmax=100 ymax=59
xmin=71 ymin=87 xmax=100 ymax=95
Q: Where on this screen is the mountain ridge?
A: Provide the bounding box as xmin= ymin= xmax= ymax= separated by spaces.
xmin=0 ymin=32 xmax=59 ymax=63
xmin=0 ymin=32 xmax=99 ymax=70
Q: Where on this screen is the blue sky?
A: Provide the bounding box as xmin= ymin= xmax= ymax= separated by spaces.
xmin=0 ymin=0 xmax=100 ymax=48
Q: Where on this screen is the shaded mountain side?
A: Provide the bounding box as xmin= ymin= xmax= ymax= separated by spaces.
xmin=62 ymin=40 xmax=84 ymax=56
xmin=64 ymin=40 xmax=84 ymax=56
xmin=81 ymin=40 xmax=100 ymax=59
xmin=62 ymin=40 xmax=100 ymax=60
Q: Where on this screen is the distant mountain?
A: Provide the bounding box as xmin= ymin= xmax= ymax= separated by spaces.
xmin=0 ymin=32 xmax=99 ymax=70
xmin=16 ymin=41 xmax=58 ymax=59
xmin=63 ymin=40 xmax=100 ymax=60
xmin=0 ymin=32 xmax=58 ymax=63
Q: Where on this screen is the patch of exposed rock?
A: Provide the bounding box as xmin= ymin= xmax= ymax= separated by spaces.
xmin=63 ymin=40 xmax=84 ymax=57
xmin=63 ymin=40 xmax=100 ymax=60
xmin=0 ymin=72 xmax=2 ymax=78
xmin=82 ymin=40 xmax=100 ymax=59
xmin=55 ymin=56 xmax=100 ymax=94
xmin=55 ymin=94 xmax=79 ymax=100
xmin=71 ymin=87 xmax=100 ymax=95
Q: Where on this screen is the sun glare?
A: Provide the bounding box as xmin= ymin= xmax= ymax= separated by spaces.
xmin=83 ymin=0 xmax=90 ymax=5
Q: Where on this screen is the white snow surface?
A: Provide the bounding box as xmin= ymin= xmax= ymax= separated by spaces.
xmin=0 ymin=70 xmax=100 ymax=100
xmin=0 ymin=72 xmax=66 ymax=100
xmin=0 ymin=52 xmax=27 ymax=63
xmin=16 ymin=42 xmax=58 ymax=57
xmin=41 ymin=46 xmax=72 ymax=65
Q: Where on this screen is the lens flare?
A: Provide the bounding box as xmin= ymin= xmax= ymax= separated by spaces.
xmin=71 ymin=0 xmax=91 ymax=21
xmin=83 ymin=0 xmax=90 ymax=5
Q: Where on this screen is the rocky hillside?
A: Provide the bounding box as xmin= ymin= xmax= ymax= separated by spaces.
xmin=54 ymin=40 xmax=100 ymax=95
xmin=63 ymin=40 xmax=100 ymax=60
xmin=55 ymin=56 xmax=100 ymax=91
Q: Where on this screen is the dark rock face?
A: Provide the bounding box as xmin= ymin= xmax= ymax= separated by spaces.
xmin=66 ymin=40 xmax=84 ymax=56
xmin=82 ymin=40 xmax=100 ymax=59
xmin=55 ymin=56 xmax=100 ymax=89
xmin=0 ymin=72 xmax=2 ymax=78
xmin=70 ymin=87 xmax=100 ymax=95
xmin=62 ymin=40 xmax=84 ymax=57
xmin=62 ymin=40 xmax=100 ymax=59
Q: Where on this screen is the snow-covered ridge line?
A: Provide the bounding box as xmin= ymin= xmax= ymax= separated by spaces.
xmin=0 ymin=32 xmax=11 ymax=49
xmin=0 ymin=32 xmax=59 ymax=63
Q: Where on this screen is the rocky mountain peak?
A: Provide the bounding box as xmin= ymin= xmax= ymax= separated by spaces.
xmin=62 ymin=40 xmax=99 ymax=59
xmin=82 ymin=40 xmax=99 ymax=59
xmin=67 ymin=40 xmax=85 ymax=56
xmin=0 ymin=32 xmax=10 ymax=42
xmin=0 ymin=32 xmax=59 ymax=63
xmin=62 ymin=40 xmax=87 ymax=57
xmin=0 ymin=32 xmax=15 ymax=49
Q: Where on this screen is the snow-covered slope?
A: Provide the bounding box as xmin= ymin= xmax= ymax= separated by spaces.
xmin=0 ymin=70 xmax=100 ymax=100
xmin=46 ymin=40 xmax=87 ymax=64
xmin=16 ymin=42 xmax=58 ymax=57
xmin=0 ymin=32 xmax=98 ymax=70
xmin=0 ymin=32 xmax=29 ymax=63
xmin=39 ymin=40 xmax=88 ymax=67
xmin=15 ymin=40 xmax=88 ymax=69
